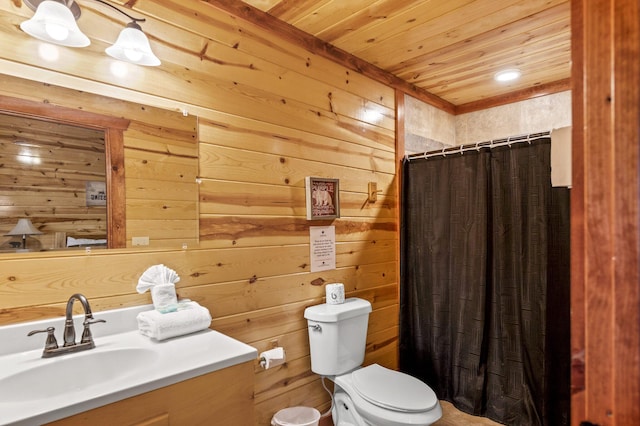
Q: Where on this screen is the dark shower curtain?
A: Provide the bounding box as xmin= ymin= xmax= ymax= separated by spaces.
xmin=399 ymin=139 xmax=570 ymax=425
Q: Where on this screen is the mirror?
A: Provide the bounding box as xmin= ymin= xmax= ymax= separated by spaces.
xmin=0 ymin=95 xmax=128 ymax=252
xmin=0 ymin=113 xmax=112 ymax=251
xmin=0 ymin=86 xmax=199 ymax=254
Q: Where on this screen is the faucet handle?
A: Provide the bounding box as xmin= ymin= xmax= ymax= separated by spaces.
xmin=28 ymin=327 xmax=59 ymax=350
xmin=83 ymin=318 xmax=106 ymax=326
xmin=80 ymin=318 xmax=106 ymax=344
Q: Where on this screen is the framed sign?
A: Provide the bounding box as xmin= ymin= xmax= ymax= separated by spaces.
xmin=305 ymin=177 xmax=340 ymax=220
xmin=86 ymin=181 xmax=107 ymax=206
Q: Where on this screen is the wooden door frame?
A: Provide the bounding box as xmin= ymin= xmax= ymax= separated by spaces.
xmin=571 ymin=0 xmax=640 ymax=424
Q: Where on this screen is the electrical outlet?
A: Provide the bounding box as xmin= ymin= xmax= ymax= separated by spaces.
xmin=132 ymin=236 xmax=149 ymax=246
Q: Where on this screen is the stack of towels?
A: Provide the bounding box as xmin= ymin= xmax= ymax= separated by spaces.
xmin=137 ymin=300 xmax=212 ymax=341
xmin=136 ymin=264 xmax=212 ymax=341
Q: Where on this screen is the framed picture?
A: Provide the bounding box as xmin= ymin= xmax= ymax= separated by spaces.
xmin=305 ymin=177 xmax=340 ymax=220
xmin=85 ymin=181 xmax=106 ymax=207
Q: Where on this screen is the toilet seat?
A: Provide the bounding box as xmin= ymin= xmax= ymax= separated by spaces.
xmin=351 ymin=364 xmax=438 ymax=413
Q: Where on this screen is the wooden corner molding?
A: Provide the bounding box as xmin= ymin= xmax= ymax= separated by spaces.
xmin=455 ymin=78 xmax=572 ymax=115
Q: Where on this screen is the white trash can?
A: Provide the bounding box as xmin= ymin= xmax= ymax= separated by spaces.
xmin=271 ymin=406 xmax=321 ymax=426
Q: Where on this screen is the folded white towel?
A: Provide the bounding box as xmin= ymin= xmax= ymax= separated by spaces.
xmin=136 ymin=301 xmax=212 ymax=341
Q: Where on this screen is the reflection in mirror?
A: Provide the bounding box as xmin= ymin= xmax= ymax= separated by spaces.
xmin=0 ymin=95 xmax=129 ymax=252
xmin=0 ymin=114 xmax=107 ymax=252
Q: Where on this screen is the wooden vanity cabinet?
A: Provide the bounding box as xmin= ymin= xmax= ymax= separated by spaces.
xmin=45 ymin=361 xmax=254 ymax=426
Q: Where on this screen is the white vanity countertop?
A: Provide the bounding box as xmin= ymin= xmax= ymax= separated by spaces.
xmin=0 ymin=304 xmax=257 ymax=425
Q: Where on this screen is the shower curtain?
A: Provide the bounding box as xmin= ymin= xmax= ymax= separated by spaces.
xmin=399 ymin=139 xmax=570 ymax=425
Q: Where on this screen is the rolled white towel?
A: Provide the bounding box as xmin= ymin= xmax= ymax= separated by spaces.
xmin=136 ymin=301 xmax=212 ymax=341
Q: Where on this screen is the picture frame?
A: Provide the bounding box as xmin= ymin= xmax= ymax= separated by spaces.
xmin=305 ymin=177 xmax=340 ymax=220
xmin=85 ymin=181 xmax=107 ymax=207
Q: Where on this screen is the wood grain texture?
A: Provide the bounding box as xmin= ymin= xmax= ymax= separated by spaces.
xmin=45 ymin=361 xmax=254 ymax=425
xmin=240 ymin=0 xmax=571 ymax=107
xmin=571 ymin=0 xmax=640 ymax=424
xmin=0 ymin=1 xmax=399 ymax=421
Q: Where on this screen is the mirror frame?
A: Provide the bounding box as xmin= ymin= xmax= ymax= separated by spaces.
xmin=0 ymin=94 xmax=130 ymax=248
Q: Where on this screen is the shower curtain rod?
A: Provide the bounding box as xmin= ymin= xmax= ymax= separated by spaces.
xmin=405 ymin=131 xmax=551 ymax=161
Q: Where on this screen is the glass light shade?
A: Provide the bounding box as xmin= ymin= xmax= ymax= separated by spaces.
xmin=20 ymin=0 xmax=90 ymax=47
xmin=105 ymin=22 xmax=161 ymax=66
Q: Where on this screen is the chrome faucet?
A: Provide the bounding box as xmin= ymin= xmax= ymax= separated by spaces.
xmin=28 ymin=293 xmax=106 ymax=358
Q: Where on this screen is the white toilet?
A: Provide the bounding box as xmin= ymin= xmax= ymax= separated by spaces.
xmin=304 ymin=297 xmax=442 ymax=426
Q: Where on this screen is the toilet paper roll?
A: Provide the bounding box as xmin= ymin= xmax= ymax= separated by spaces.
xmin=326 ymin=283 xmax=345 ymax=305
xmin=260 ymin=347 xmax=286 ymax=369
xmin=151 ymin=283 xmax=178 ymax=313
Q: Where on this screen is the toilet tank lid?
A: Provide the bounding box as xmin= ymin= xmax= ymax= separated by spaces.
xmin=304 ymin=298 xmax=372 ymax=322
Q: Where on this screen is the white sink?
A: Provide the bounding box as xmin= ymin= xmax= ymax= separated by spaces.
xmin=0 ymin=304 xmax=257 ymax=426
xmin=0 ymin=347 xmax=158 ymax=402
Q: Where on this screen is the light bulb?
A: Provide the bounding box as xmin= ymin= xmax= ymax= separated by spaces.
xmin=124 ymin=48 xmax=143 ymax=63
xmin=44 ymin=22 xmax=69 ymax=41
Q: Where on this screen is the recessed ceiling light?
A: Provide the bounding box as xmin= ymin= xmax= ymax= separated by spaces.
xmin=494 ymin=69 xmax=521 ymax=82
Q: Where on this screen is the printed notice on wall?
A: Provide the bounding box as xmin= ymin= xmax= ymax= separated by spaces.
xmin=310 ymin=226 xmax=336 ymax=272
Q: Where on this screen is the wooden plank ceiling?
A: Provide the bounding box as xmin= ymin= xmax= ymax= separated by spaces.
xmin=239 ymin=0 xmax=571 ymax=111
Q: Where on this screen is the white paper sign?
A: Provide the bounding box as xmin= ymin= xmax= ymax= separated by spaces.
xmin=310 ymin=226 xmax=336 ymax=272
xmin=86 ymin=181 xmax=106 ymax=206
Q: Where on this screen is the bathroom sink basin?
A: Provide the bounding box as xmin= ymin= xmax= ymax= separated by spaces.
xmin=0 ymin=304 xmax=257 ymax=426
xmin=0 ymin=347 xmax=158 ymax=402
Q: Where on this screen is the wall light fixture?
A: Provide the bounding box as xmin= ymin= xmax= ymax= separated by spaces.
xmin=20 ymin=0 xmax=161 ymax=66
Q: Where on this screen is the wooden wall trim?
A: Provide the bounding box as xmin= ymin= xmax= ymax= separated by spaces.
xmin=0 ymin=94 xmax=130 ymax=130
xmin=571 ymin=0 xmax=640 ymax=424
xmin=394 ymin=89 xmax=405 ymax=293
xmin=570 ymin=0 xmax=586 ymax=418
xmin=105 ymin=128 xmax=126 ymax=249
xmin=201 ymin=0 xmax=456 ymax=115
xmin=611 ymin=0 xmax=640 ymax=423
xmin=455 ymin=78 xmax=571 ymax=115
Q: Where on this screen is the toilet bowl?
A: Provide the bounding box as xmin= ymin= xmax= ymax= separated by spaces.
xmin=331 ymin=364 xmax=441 ymax=426
xmin=334 ymin=364 xmax=442 ymax=426
xmin=304 ymin=298 xmax=442 ymax=426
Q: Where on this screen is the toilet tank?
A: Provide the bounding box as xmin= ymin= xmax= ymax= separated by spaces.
xmin=304 ymin=298 xmax=372 ymax=376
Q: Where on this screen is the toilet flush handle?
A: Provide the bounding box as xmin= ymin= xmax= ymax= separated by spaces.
xmin=308 ymin=324 xmax=322 ymax=332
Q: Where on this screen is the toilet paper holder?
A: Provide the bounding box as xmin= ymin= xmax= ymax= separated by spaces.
xmin=259 ymin=347 xmax=286 ymax=369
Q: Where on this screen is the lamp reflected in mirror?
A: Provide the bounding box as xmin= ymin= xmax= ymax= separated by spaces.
xmin=5 ymin=218 xmax=43 ymax=251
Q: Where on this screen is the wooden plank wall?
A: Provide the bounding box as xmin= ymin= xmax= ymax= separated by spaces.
xmin=0 ymin=1 xmax=398 ymax=423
